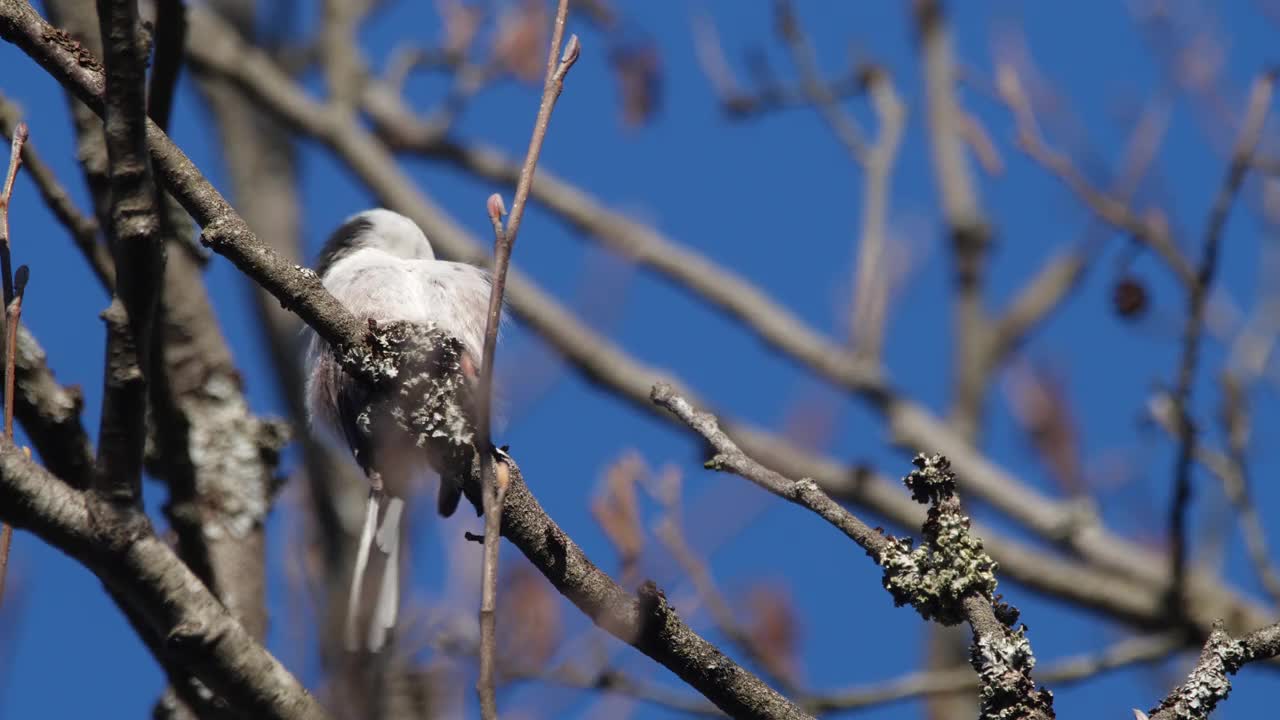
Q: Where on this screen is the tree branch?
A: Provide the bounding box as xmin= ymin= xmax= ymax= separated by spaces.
xmin=806 ymin=631 xmax=1182 ymax=713
xmin=0 ymin=444 xmax=328 ymax=719
xmin=1168 ymin=69 xmax=1275 ymax=608
xmin=482 ymin=456 xmax=812 ymax=720
xmin=912 ymin=0 xmax=993 ymax=441
xmin=475 ymin=3 xmax=579 ymax=714
xmin=1146 ymin=620 xmax=1280 ymax=720
xmin=0 ymin=94 xmax=113 ymax=289
xmin=93 ymin=0 xmax=166 ymax=505
xmin=652 ymin=383 xmax=889 ymax=555
xmin=0 ymin=324 xmax=95 ymax=488
xmin=654 ymin=384 xmax=1054 ymax=718
xmin=167 ymin=3 xmax=1280 ymax=642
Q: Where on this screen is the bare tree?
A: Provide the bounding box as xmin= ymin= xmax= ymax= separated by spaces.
xmin=1 ymin=1 xmax=1279 ymax=719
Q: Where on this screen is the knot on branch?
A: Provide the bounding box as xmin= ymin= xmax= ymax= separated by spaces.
xmin=879 ymin=453 xmax=998 ymax=625
xmin=971 ymin=624 xmax=1054 ymax=720
xmin=1147 ymin=623 xmax=1251 ymax=720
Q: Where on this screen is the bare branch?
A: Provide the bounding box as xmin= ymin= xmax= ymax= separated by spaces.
xmin=849 ymin=66 xmax=905 ymax=364
xmin=0 ymin=119 xmax=24 ymax=305
xmin=506 ymin=663 xmax=723 ymax=717
xmin=0 ymin=444 xmax=328 ymax=719
xmin=652 ymin=383 xmax=888 ymax=556
xmin=476 ymin=3 xmax=578 ymax=716
xmin=691 ymin=10 xmax=865 ymax=121
xmin=93 ymin=0 xmax=166 ymax=505
xmin=1148 ymin=389 xmax=1280 ymax=606
xmin=651 ymin=470 xmax=802 ymax=696
xmin=319 ymin=0 xmax=365 ymax=111
xmin=913 ymin=0 xmax=992 ymax=440
xmin=1168 ymin=69 xmax=1275 ymax=607
xmin=0 ymin=95 xmax=112 ymax=288
xmin=0 ymin=264 xmax=27 ymax=597
xmin=481 ymin=453 xmax=812 ymax=720
xmin=0 ymin=120 xmax=24 ymax=604
xmin=773 ymin=0 xmax=869 ymax=162
xmin=998 ymin=70 xmax=1194 ymax=289
xmin=0 ymin=325 xmax=94 ymax=488
xmin=805 ymin=631 xmax=1182 ymax=713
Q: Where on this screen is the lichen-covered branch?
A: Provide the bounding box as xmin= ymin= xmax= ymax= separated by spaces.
xmin=654 ymin=384 xmax=1053 ymax=718
xmin=1145 ymin=620 xmax=1280 ymax=720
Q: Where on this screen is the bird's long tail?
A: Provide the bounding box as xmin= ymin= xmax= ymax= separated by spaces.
xmin=345 ymin=491 xmax=404 ymax=653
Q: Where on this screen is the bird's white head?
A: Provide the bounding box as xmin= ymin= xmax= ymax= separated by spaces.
xmin=316 ymin=208 xmax=435 ymax=278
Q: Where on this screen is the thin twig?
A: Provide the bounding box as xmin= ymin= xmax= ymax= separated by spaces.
xmin=0 ymin=122 xmax=24 ymax=607
xmin=984 ymin=94 xmax=1169 ymax=372
xmin=651 ymin=383 xmax=888 ymax=557
xmin=5 ymin=267 xmax=27 ymax=439
xmin=0 ymin=264 xmax=27 ymax=605
xmin=773 ymin=0 xmax=869 ymax=162
xmin=849 ymin=66 xmax=905 ymax=364
xmin=0 ymin=121 xmax=25 ymax=306
xmin=1168 ymin=70 xmax=1275 ymax=609
xmin=0 ymin=97 xmax=111 ymax=289
xmin=476 ymin=194 xmax=507 ymax=720
xmin=1147 ymin=389 xmax=1280 ymax=606
xmin=503 ymin=664 xmax=723 ymax=717
xmin=804 ymin=631 xmax=1182 ymax=713
xmin=913 ymin=0 xmax=992 ymax=441
xmin=475 ymin=2 xmax=579 ymax=717
xmin=652 ymin=470 xmax=802 ymax=696
xmin=995 ymin=62 xmax=1195 ymax=287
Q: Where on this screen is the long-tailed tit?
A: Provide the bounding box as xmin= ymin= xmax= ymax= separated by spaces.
xmin=304 ymin=208 xmax=494 ymax=651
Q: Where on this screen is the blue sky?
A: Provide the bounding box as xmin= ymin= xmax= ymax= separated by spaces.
xmin=3 ymin=1 xmax=1280 ymax=718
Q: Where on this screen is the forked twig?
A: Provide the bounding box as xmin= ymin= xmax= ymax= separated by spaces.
xmin=475 ymin=1 xmax=580 ymax=717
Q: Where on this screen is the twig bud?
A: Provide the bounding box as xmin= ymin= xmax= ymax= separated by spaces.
xmin=561 ymin=35 xmax=581 ymax=66
xmin=487 ymin=193 xmax=507 ymax=221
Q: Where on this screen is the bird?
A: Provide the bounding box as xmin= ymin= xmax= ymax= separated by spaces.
xmin=304 ymin=208 xmax=494 ymax=651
